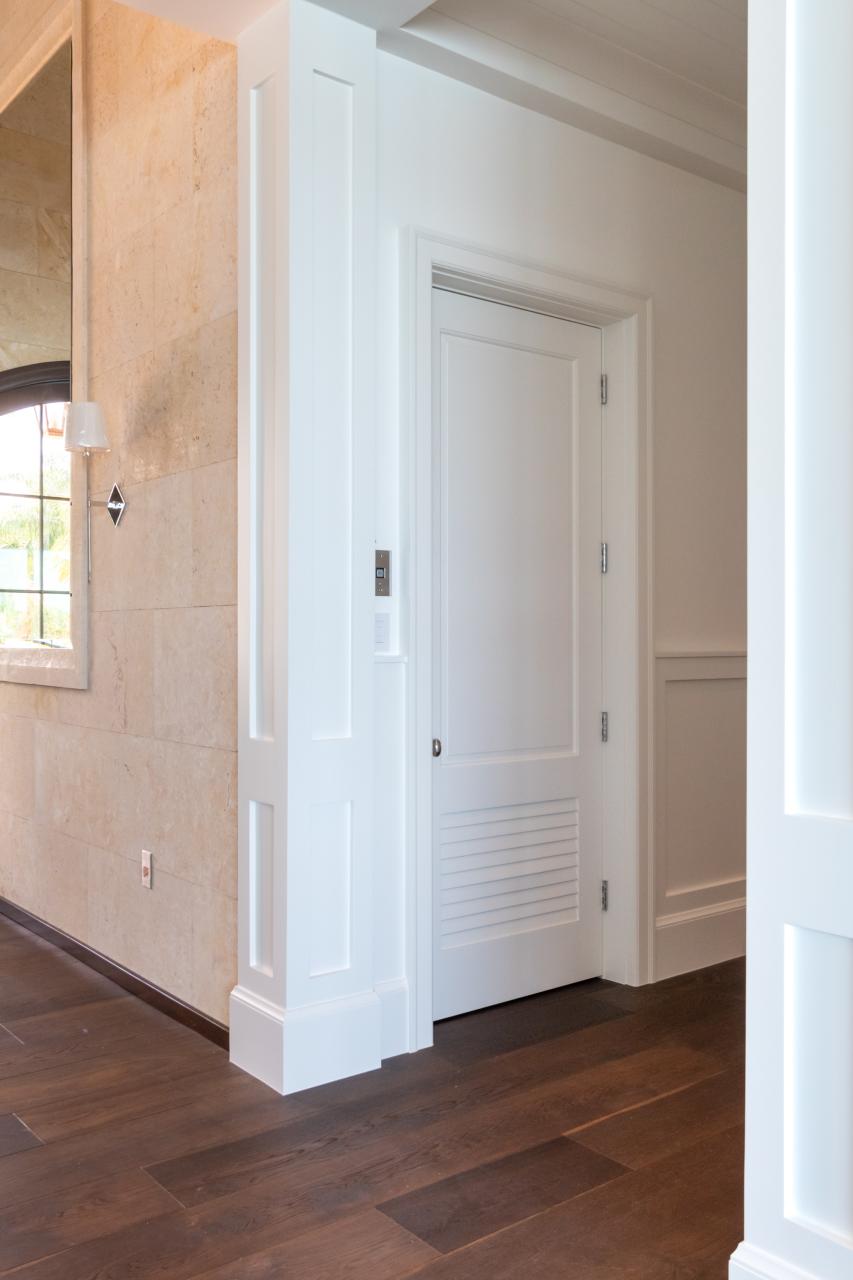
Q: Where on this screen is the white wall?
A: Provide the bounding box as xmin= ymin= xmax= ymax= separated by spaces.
xmin=373 ymin=52 xmax=747 ymax=1003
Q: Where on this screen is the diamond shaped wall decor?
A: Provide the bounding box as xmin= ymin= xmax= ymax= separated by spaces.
xmin=106 ymin=483 xmax=126 ymax=527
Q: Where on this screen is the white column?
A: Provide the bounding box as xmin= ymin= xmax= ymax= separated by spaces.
xmin=732 ymin=2 xmax=853 ymax=1277
xmin=231 ymin=0 xmax=379 ymax=1094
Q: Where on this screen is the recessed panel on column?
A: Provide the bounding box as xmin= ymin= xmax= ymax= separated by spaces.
xmin=309 ymin=800 xmax=353 ymax=976
xmin=785 ymin=924 xmax=853 ymax=1243
xmin=249 ymin=800 xmax=274 ymax=976
xmin=311 ymin=70 xmax=354 ymax=742
xmin=787 ymin=0 xmax=853 ymax=819
xmin=248 ymin=75 xmax=277 ymax=742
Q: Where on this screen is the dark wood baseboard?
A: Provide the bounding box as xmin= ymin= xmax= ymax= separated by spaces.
xmin=0 ymin=896 xmax=229 ymax=1050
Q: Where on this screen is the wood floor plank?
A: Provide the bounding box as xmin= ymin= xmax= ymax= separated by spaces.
xmin=0 ymin=1113 xmax=40 ymax=1157
xmin=0 ymin=1168 xmax=178 ymax=1271
xmin=0 ymin=997 xmax=220 ymax=1087
xmin=432 ymin=985 xmax=629 ymax=1066
xmin=405 ymin=1125 xmax=744 ymax=1280
xmin=570 ymin=1069 xmax=743 ymax=1170
xmin=0 ymin=1040 xmax=223 ymax=1140
xmin=188 ymin=1210 xmax=440 ymax=1280
xmin=592 ymin=959 xmax=746 ymax=1015
xmin=4 ymin=993 xmax=189 ymax=1050
xmin=0 ymin=951 xmax=121 ymax=1022
xmin=378 ymin=1136 xmax=627 ymax=1253
xmin=0 ymin=922 xmax=745 ymax=1280
xmin=0 ymin=1069 xmax=310 ymax=1213
xmin=145 ymin=1042 xmax=721 ymax=1210
xmin=7 ymin=1045 xmax=726 ymax=1280
xmin=17 ymin=1056 xmax=242 ymax=1143
xmin=664 ymin=1005 xmax=746 ymax=1069
xmin=297 ymin=992 xmax=738 ymax=1137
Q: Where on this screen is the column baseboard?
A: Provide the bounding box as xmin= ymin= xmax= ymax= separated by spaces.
xmin=229 ymin=986 xmax=285 ymax=1091
xmin=730 ymin=1243 xmax=823 ymax=1280
xmin=376 ymin=977 xmax=410 ymax=1059
xmin=230 ymin=985 xmax=383 ymax=1095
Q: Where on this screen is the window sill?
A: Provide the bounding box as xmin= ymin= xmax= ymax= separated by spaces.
xmin=0 ymin=643 xmax=87 ymax=689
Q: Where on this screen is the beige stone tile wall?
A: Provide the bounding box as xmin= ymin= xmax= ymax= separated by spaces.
xmin=0 ymin=3 xmax=238 ymax=1024
xmin=0 ymin=42 xmax=71 ymax=370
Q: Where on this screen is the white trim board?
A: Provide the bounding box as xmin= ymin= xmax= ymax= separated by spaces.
xmin=653 ymin=652 xmax=747 ymax=980
xmin=404 ymin=231 xmax=654 ymax=1051
xmin=730 ymin=1244 xmax=824 ymax=1280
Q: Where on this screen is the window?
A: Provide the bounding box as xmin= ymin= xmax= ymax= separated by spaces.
xmin=0 ymin=364 xmax=71 ymax=650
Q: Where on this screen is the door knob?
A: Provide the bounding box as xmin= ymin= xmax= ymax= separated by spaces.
xmin=432 ymin=738 xmax=442 ymax=758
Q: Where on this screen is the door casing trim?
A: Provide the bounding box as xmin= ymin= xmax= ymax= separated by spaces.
xmin=404 ymin=230 xmax=654 ymax=1049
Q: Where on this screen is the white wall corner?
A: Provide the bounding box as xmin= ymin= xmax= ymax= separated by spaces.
xmin=730 ymin=1244 xmax=825 ymax=1280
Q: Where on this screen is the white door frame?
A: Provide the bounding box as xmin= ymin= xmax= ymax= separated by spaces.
xmin=405 ymin=231 xmax=654 ymax=1051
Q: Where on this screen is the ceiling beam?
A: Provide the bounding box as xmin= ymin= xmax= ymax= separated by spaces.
xmin=379 ymin=11 xmax=746 ymax=192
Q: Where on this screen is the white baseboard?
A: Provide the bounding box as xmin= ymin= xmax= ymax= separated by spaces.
xmin=376 ymin=977 xmax=410 ymax=1059
xmin=229 ymin=985 xmax=382 ymax=1095
xmin=655 ymin=897 xmax=745 ymax=980
xmin=730 ymin=1243 xmax=823 ymax=1280
xmin=229 ymin=986 xmax=285 ymax=1091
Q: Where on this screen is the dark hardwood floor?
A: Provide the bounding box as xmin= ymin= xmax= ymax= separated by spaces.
xmin=0 ymin=913 xmax=744 ymax=1278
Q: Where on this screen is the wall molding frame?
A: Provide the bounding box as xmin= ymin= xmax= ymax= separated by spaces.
xmin=653 ymin=652 xmax=747 ymax=980
xmin=405 ymin=230 xmax=654 ymax=1051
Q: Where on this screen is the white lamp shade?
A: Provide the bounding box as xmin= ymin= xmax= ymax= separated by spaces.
xmin=63 ymin=401 xmax=110 ymax=453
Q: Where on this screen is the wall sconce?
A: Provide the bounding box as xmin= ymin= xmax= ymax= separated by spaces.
xmin=63 ymin=402 xmax=126 ymax=581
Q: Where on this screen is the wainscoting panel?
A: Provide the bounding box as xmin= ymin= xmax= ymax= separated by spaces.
xmin=654 ymin=654 xmax=746 ymax=980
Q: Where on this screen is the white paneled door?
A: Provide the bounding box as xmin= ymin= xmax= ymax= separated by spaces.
xmin=432 ymin=289 xmax=604 ymax=1019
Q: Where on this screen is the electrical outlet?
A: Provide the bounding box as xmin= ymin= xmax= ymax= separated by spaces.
xmin=141 ymin=849 xmax=152 ymax=889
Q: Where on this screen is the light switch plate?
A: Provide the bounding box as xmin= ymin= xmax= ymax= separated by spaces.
xmin=375 ymin=549 xmax=391 ymax=597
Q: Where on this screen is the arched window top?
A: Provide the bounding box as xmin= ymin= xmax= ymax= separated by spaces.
xmin=0 ymin=362 xmax=71 ymax=417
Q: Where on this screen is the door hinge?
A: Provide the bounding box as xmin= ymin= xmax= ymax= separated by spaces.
xmin=601 ymin=711 xmax=609 ymax=743
xmin=600 ymin=541 xmax=608 ymax=574
xmin=601 ymin=879 xmax=609 ymax=912
xmin=600 ymin=373 xmax=608 ymax=406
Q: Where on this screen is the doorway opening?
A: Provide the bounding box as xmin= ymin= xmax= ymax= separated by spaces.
xmin=406 ymin=233 xmax=653 ymax=1050
xmin=430 ymin=288 xmax=604 ymax=1020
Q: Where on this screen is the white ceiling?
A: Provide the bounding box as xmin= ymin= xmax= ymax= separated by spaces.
xmin=428 ymin=0 xmax=747 ymax=106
